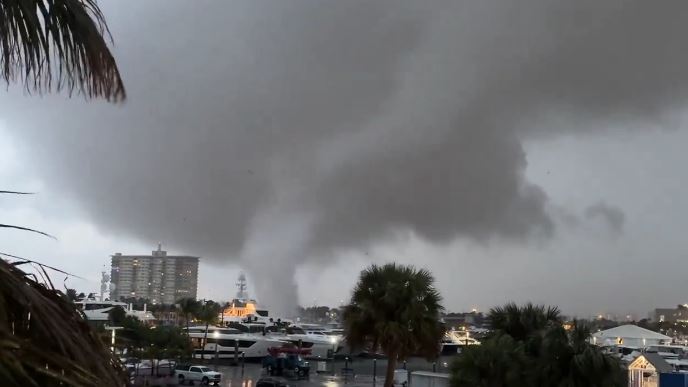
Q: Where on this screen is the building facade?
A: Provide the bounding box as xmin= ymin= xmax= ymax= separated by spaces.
xmin=655 ymin=306 xmax=688 ymax=323
xmin=110 ymin=245 xmax=199 ymax=305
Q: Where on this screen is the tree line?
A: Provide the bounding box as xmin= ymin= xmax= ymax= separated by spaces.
xmin=451 ymin=303 xmax=625 ymax=386
xmin=105 ymin=298 xmax=223 ymax=362
xmin=341 ymin=263 xmax=624 ymax=387
xmin=105 ymin=307 xmax=191 ymax=361
xmin=97 ymin=263 xmax=626 ymax=387
xmin=8 ymin=258 xmax=628 ymax=387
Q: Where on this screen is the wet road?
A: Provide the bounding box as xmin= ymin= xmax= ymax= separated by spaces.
xmin=131 ymin=357 xmax=456 ymax=387
xmin=212 ymin=364 xmax=390 ymax=387
xmin=205 ymin=357 xmax=455 ymax=387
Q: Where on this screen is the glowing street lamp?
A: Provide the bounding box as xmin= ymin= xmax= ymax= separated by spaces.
xmin=105 ymin=326 xmax=123 ymax=353
xmin=214 ymin=331 xmax=220 ymax=371
xmin=329 ymin=336 xmax=338 ymax=359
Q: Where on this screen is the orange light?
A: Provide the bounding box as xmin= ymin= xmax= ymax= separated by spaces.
xmin=223 ymin=301 xmax=258 ymax=318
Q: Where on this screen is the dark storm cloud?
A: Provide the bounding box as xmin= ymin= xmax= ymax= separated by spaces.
xmin=585 ymin=202 xmax=626 ymax=235
xmin=2 ymin=0 xmax=687 ymax=311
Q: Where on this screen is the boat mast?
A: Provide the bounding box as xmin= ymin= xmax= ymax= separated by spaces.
xmin=236 ymin=272 xmax=248 ymax=301
xmin=100 ymin=269 xmax=110 ymax=302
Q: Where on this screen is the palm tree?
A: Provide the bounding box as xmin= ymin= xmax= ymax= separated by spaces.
xmin=538 ymin=322 xmax=624 ymax=387
xmin=177 ymin=297 xmax=200 ymax=334
xmin=197 ymin=301 xmax=221 ymax=360
xmin=220 ymin=301 xmax=231 ymax=326
xmin=343 ymin=263 xmax=445 ymax=387
xmin=451 ymin=303 xmax=623 ymax=387
xmin=450 ymin=334 xmax=528 ymax=387
xmin=488 ymin=302 xmax=561 ymax=341
xmin=0 ymin=0 xmax=125 ymax=101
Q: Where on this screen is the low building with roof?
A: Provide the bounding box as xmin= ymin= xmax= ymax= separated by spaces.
xmin=628 ymin=353 xmax=673 ymax=387
xmin=591 ymin=324 xmax=672 ymax=347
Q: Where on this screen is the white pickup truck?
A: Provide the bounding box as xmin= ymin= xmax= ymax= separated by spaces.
xmin=175 ymin=364 xmax=222 ymax=385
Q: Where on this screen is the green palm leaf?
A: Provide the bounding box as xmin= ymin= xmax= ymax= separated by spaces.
xmin=0 ymin=259 xmax=126 ymax=386
xmin=452 ymin=303 xmax=623 ymax=387
xmin=343 ymin=263 xmax=445 ymax=387
xmin=0 ymin=0 xmax=125 ymax=101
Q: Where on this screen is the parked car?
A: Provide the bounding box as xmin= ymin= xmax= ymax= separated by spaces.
xmin=262 ymin=353 xmax=310 ymax=378
xmin=175 ymin=364 xmax=222 ymax=385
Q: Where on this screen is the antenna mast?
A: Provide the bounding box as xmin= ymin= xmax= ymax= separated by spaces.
xmin=100 ymin=269 xmax=110 ymax=301
xmin=236 ymin=273 xmax=248 ymax=300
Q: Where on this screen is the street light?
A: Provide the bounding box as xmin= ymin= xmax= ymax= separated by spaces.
xmin=329 ymin=336 xmax=338 ymax=357
xmin=105 ymin=326 xmax=123 ymax=353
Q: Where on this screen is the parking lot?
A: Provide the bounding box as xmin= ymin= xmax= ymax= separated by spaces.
xmin=204 ymin=363 xmax=377 ymax=387
xmin=130 ymin=356 xmax=454 ymax=387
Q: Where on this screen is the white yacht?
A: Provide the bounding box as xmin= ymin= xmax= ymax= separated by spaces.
xmin=323 ymin=328 xmax=345 ymax=340
xmin=299 ymin=324 xmax=343 ymax=338
xmin=186 ymin=325 xmax=286 ymax=360
xmin=216 ymin=274 xmax=339 ymax=359
xmin=302 ymin=326 xmax=345 ymax=349
xmin=265 ymin=325 xmax=340 ymax=359
xmin=223 ymin=321 xmax=339 ymax=359
xmin=304 ymin=328 xmax=331 ymax=340
xmin=441 ymin=329 xmax=481 ymax=355
xmin=75 ymin=298 xmax=155 ymax=323
xmin=75 ymin=270 xmax=156 ymax=323
xmin=76 ymin=299 xmax=127 ymax=321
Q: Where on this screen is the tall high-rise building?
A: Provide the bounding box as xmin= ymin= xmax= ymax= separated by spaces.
xmin=110 ymin=245 xmax=199 ymax=305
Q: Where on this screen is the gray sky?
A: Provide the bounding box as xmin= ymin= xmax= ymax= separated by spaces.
xmin=1 ymin=0 xmax=687 ymax=318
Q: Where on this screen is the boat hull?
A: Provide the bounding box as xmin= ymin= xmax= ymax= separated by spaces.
xmin=190 ymin=333 xmax=284 ymax=360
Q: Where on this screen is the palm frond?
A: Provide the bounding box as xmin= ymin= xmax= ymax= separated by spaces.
xmin=0 ymin=0 xmax=125 ymax=101
xmin=344 ymin=262 xmax=444 ymax=359
xmin=0 ymin=258 xmax=126 ymax=386
xmin=0 ymin=190 xmax=34 ymax=194
xmin=0 ymin=223 xmax=55 ymax=239
xmin=1 ymin=252 xmax=83 ymax=279
xmin=489 ymin=302 xmax=562 ymax=342
xmin=568 ymin=320 xmax=592 ymax=350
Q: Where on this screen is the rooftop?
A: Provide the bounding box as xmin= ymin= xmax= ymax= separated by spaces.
xmin=592 ymin=324 xmax=671 ymax=341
